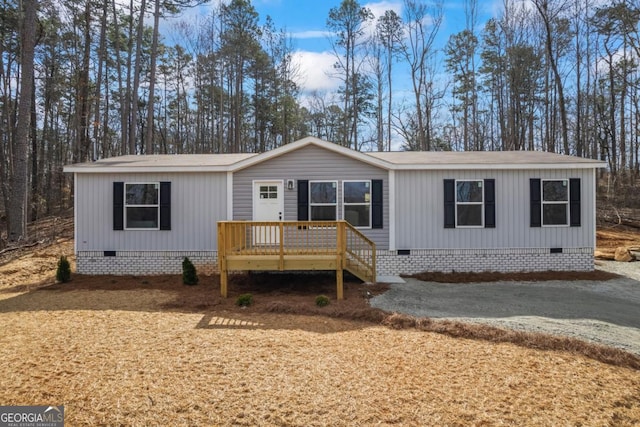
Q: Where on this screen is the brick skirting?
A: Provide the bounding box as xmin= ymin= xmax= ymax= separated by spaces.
xmin=76 ymin=251 xmax=217 ymax=275
xmin=76 ymin=247 xmax=593 ymax=277
xmin=375 ymin=247 xmax=594 ymax=276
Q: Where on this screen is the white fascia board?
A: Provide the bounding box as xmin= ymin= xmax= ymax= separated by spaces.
xmin=389 ymin=162 xmax=606 ymax=171
xmin=62 ymin=165 xmax=233 ymax=173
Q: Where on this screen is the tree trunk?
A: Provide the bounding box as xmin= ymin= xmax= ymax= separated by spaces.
xmin=74 ymin=0 xmax=92 ymax=163
xmin=30 ymin=73 xmax=37 ymax=221
xmin=129 ymin=0 xmax=146 ymax=155
xmin=144 ymin=0 xmax=161 ymax=154
xmin=92 ymin=0 xmax=108 ymax=160
xmin=8 ymin=0 xmax=36 ymax=242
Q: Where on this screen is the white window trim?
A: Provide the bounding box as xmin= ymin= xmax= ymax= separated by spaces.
xmin=541 ymin=178 xmax=569 ymax=227
xmin=455 ymin=179 xmax=484 ymax=228
xmin=342 ymin=180 xmax=372 ymax=229
xmin=124 ymin=182 xmax=160 ymax=231
xmin=309 ymin=180 xmax=338 ymax=221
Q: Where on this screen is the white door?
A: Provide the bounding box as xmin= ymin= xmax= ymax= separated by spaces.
xmin=253 ymin=181 xmax=284 ymax=245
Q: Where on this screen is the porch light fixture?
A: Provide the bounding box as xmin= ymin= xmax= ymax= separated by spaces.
xmin=287 ymin=179 xmax=295 ymax=190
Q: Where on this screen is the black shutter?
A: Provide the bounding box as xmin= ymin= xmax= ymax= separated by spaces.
xmin=530 ymin=179 xmax=541 ymax=227
xmin=569 ymin=178 xmax=581 ymax=227
xmin=159 ymin=182 xmax=171 ymax=230
xmin=297 ymin=180 xmax=309 ymax=221
xmin=113 ymin=182 xmax=124 ymax=230
xmin=371 ymin=179 xmax=383 ymax=229
xmin=484 ymin=179 xmax=495 ymax=228
xmin=444 ymin=179 xmax=455 ymax=228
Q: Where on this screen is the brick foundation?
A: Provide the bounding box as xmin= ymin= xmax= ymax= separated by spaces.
xmin=376 ymin=248 xmax=594 ymax=276
xmin=76 ymin=251 xmax=217 ymax=275
xmin=77 ymin=247 xmax=593 ymax=277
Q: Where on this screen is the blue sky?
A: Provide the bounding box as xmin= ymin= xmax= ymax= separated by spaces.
xmin=175 ymin=0 xmax=502 ymax=100
xmin=247 ymin=0 xmax=498 ymax=93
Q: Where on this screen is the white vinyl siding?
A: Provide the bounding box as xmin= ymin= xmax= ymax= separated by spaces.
xmin=75 ymin=172 xmax=227 ymax=251
xmin=233 ymin=144 xmax=389 ymax=249
xmin=393 ymin=168 xmax=595 ymax=250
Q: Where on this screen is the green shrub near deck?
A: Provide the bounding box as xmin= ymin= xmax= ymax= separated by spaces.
xmin=236 ymin=293 xmax=253 ymax=307
xmin=182 ymin=257 xmax=198 ymax=285
xmin=315 ymin=295 xmax=330 ymax=307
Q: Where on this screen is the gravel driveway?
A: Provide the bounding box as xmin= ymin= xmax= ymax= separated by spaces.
xmin=370 ymin=261 xmax=640 ymax=355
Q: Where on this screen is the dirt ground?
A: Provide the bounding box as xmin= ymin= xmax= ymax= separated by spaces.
xmin=597 ymin=227 xmax=640 ymax=250
xmin=1 ymin=276 xmax=640 ymax=425
xmin=1 ymin=217 xmax=640 ymax=424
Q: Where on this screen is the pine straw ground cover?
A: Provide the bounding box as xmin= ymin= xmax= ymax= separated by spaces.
xmin=0 ymin=273 xmax=640 ymax=426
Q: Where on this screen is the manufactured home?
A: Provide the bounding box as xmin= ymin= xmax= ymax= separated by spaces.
xmin=64 ymin=136 xmax=605 ymax=282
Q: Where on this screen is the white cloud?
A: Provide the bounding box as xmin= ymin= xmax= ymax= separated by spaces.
xmin=292 ymin=50 xmax=341 ymax=93
xmin=289 ymin=30 xmax=335 ymax=39
xmin=364 ymin=0 xmax=403 ymax=19
xmin=289 ymin=3 xmax=404 ymax=95
xmin=361 ymin=1 xmax=404 ymax=37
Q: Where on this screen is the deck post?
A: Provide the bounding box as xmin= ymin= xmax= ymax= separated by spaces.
xmin=336 ymin=222 xmax=345 ymax=300
xmin=218 ymin=222 xmax=228 ymax=298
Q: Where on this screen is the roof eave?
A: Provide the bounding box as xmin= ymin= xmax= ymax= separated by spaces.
xmin=63 ymin=165 xmax=233 ymax=173
xmin=391 ymin=162 xmax=606 ymax=170
xmin=230 ymin=136 xmax=394 ymax=172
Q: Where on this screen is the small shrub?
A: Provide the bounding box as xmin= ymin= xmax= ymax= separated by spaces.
xmin=315 ymin=295 xmax=330 ymax=307
xmin=182 ymin=257 xmax=198 ymax=285
xmin=56 ymin=256 xmax=71 ymax=283
xmin=236 ymin=293 xmax=253 ymax=307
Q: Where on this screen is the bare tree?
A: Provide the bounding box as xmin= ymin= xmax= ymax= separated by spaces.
xmin=400 ymin=0 xmax=443 ymax=151
xmin=8 ymin=0 xmax=36 ymax=241
xmin=377 ymin=9 xmax=403 ymax=151
xmin=533 ymin=0 xmax=570 ymax=155
xmin=327 ymin=0 xmax=373 ymax=149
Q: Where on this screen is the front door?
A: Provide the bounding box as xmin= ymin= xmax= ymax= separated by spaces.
xmin=253 ymin=180 xmax=284 ymax=245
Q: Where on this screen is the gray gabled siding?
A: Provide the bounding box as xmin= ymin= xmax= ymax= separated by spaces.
xmin=393 ymin=168 xmax=595 ymax=250
xmin=233 ymin=145 xmax=390 ymax=249
xmin=75 ymin=172 xmax=227 ymax=252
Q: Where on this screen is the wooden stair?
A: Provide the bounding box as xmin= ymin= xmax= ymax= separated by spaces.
xmin=343 ymin=223 xmax=376 ymax=283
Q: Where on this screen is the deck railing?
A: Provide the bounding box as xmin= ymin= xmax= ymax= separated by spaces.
xmin=217 ymin=220 xmax=376 ymax=299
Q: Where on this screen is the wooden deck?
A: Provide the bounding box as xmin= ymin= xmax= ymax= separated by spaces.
xmin=217 ymin=221 xmax=376 ymax=300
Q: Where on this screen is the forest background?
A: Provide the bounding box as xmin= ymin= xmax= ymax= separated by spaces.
xmin=1 ymin=0 xmax=638 ymax=244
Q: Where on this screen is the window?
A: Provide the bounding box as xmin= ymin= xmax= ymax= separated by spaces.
xmin=125 ymin=183 xmax=159 ymax=229
xmin=309 ymin=181 xmax=337 ymax=220
xmin=542 ymin=179 xmax=568 ymax=226
xmin=456 ymin=180 xmax=484 ymax=227
xmin=343 ymin=181 xmax=371 ymax=228
xmin=259 ymin=185 xmax=278 ymax=199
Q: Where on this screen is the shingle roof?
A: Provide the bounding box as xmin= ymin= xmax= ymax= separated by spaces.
xmin=66 ymin=153 xmax=258 ymax=172
xmin=64 ymin=137 xmax=605 ymax=173
xmin=367 ymin=150 xmax=604 ymax=166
